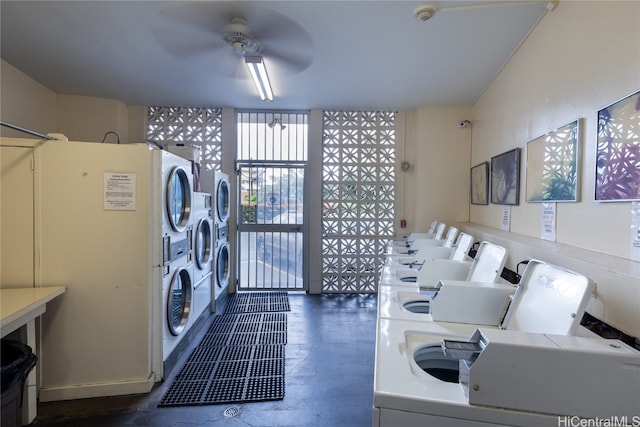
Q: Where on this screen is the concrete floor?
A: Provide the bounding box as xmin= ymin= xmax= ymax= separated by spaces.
xmin=31 ymin=293 xmax=377 ymax=427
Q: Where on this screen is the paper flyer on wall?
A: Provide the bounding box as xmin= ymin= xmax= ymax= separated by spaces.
xmin=540 ymin=203 xmax=556 ymax=241
xmin=631 ymin=201 xmax=640 ymax=261
xmin=501 ymin=206 xmax=510 ymax=231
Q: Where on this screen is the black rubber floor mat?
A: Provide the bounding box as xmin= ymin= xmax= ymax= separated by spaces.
xmin=224 ymin=291 xmax=290 ymax=313
xmin=158 ymin=344 xmax=284 ymax=407
xmin=159 ymin=313 xmax=287 ymax=407
xmin=199 ymin=313 xmax=287 ymax=347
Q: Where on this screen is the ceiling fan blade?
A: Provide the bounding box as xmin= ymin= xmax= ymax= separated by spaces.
xmin=245 ymin=10 xmax=314 ymax=74
xmin=154 ymin=1 xmax=237 ymax=35
xmin=262 ymin=47 xmax=313 ymax=76
xmin=152 ymin=27 xmax=221 ymax=59
xmin=151 ymin=1 xmax=314 ymax=78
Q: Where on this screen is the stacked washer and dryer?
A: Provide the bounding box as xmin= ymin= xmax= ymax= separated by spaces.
xmin=160 ymin=151 xmax=197 ymax=366
xmin=200 ymin=169 xmax=231 ymax=311
xmin=162 ymin=150 xmax=221 ymax=371
xmin=213 ymin=171 xmax=231 ymax=308
xmin=191 ymin=191 xmax=214 ymax=318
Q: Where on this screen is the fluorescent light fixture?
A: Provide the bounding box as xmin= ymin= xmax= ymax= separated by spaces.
xmin=245 ymin=56 xmax=273 ymax=102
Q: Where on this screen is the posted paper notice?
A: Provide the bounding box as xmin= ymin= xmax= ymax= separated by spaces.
xmin=541 ymin=203 xmax=556 ymax=241
xmin=104 ymin=172 xmax=136 ymax=211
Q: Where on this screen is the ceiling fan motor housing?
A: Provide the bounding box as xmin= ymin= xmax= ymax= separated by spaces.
xmin=222 ymin=18 xmax=260 ymax=55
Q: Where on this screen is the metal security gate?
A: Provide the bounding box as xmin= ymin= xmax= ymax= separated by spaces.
xmin=237 ymin=164 xmax=306 ymax=290
xmin=236 ymin=111 xmax=308 ymax=291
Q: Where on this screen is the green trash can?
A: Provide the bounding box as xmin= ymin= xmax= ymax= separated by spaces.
xmin=1 ymin=340 xmax=37 ymax=427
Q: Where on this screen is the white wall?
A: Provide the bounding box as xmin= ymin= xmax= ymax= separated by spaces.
xmin=470 ymin=1 xmax=640 ymax=259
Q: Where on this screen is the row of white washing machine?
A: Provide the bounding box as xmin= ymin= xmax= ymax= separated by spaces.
xmin=161 ymin=153 xmax=230 ymax=364
xmin=374 ymin=229 xmax=640 ymax=426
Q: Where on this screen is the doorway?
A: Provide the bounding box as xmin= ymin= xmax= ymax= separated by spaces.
xmin=236 ymin=111 xmax=308 ymax=291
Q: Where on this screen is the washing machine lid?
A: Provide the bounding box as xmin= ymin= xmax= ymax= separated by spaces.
xmin=450 ymin=233 xmax=473 ymax=261
xmin=502 ymin=259 xmax=595 ymax=335
xmin=466 ymin=241 xmax=507 ymax=283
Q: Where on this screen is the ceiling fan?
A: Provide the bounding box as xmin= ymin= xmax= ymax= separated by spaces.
xmin=413 ymin=0 xmax=558 ymax=21
xmin=152 ymin=2 xmax=314 ymax=100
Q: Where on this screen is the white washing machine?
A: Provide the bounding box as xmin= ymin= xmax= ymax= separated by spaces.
xmin=378 ymin=260 xmax=595 ymax=335
xmin=213 ymin=171 xmax=230 ymax=302
xmin=192 ymin=192 xmax=214 ymax=319
xmin=161 ymin=150 xmax=195 ymax=362
xmin=374 ymin=318 xmax=557 ymax=427
xmin=374 ymin=318 xmax=639 ymax=426
xmin=373 ymin=260 xmax=600 ymax=426
xmin=192 ymin=192 xmax=213 ymax=286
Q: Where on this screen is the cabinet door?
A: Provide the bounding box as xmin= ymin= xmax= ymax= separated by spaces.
xmin=1 ymin=146 xmax=34 ymax=287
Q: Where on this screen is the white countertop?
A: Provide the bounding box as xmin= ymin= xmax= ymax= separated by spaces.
xmin=1 ymin=287 xmax=66 ymax=338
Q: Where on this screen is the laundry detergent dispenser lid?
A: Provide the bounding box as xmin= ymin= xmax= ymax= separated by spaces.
xmin=465 ymin=241 xmax=507 ymax=283
xmin=502 ymin=259 xmax=595 ymax=335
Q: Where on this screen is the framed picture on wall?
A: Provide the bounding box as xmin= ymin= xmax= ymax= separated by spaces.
xmin=526 ymin=120 xmax=580 ymax=202
xmin=491 ymin=148 xmax=520 ymax=205
xmin=595 ymin=89 xmax=640 ymax=201
xmin=470 ymin=162 xmax=489 ymax=205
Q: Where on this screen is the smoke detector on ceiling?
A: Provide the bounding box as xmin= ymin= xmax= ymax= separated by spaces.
xmin=413 ymin=4 xmax=436 ymax=22
xmin=413 ymin=4 xmax=437 ymax=21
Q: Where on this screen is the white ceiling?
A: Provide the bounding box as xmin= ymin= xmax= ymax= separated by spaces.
xmin=0 ymin=1 xmax=550 ymax=111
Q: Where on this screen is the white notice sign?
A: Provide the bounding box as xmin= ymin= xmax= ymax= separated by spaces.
xmin=540 ymin=203 xmax=556 ymax=241
xmin=501 ymin=206 xmax=511 ymax=231
xmin=631 ymin=201 xmax=640 ymax=261
xmin=104 ymin=173 xmax=136 ymax=211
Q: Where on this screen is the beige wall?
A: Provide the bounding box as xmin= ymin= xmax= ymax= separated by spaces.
xmin=401 ymin=106 xmax=472 ymax=234
xmin=1 ymin=59 xmax=57 ymax=137
xmin=57 ymin=95 xmax=129 ymax=142
xmin=1 ymin=59 xmax=145 ymax=143
xmin=470 ymin=1 xmax=640 ymax=259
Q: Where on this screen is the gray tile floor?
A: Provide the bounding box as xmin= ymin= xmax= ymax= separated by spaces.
xmin=32 ymin=293 xmax=377 ymax=426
